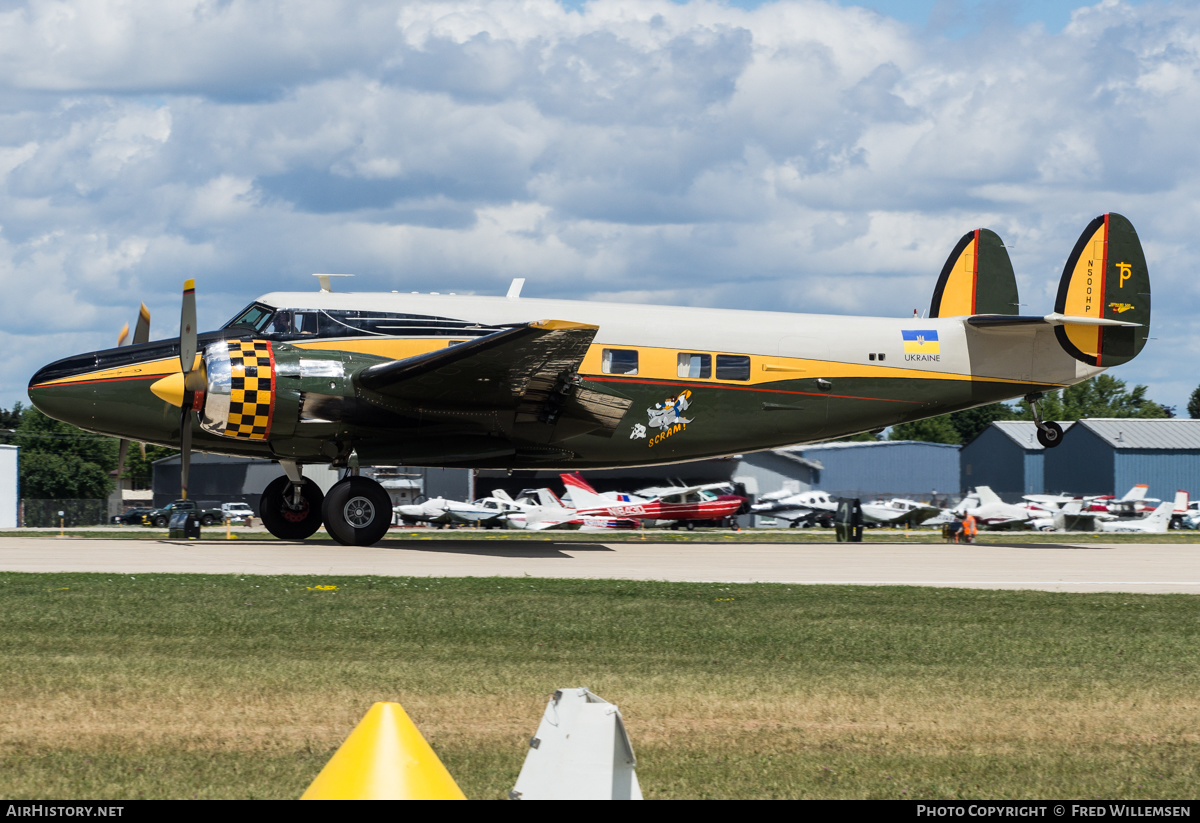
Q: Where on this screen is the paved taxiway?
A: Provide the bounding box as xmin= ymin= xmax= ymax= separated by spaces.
xmin=1 ymin=535 xmax=1197 ymax=593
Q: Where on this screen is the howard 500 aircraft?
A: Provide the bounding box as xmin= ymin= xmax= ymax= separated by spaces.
xmin=29 ymin=213 xmax=1149 ymax=546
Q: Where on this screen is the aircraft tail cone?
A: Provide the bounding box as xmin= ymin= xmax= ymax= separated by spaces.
xmin=301 ymin=702 xmax=466 ymax=800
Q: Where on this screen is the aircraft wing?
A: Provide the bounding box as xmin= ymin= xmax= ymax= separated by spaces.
xmin=876 ymin=505 xmax=943 ymax=527
xmin=356 ymin=320 xmax=633 ymax=435
xmin=980 ymin=517 xmax=1033 ymax=531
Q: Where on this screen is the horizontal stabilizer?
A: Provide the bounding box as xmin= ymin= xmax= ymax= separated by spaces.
xmin=967 ymin=313 xmax=1141 ymax=329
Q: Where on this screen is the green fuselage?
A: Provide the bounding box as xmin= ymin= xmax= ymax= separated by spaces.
xmin=28 ymin=292 xmax=1097 ymax=470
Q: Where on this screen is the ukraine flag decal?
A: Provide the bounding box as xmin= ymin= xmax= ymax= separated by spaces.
xmin=902 ymin=330 xmax=940 ymax=354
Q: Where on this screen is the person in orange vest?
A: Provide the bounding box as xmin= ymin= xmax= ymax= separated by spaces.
xmin=962 ymin=512 xmax=978 ymax=544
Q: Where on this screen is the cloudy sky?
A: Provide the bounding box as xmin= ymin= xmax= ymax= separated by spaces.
xmin=3 ymin=0 xmax=1197 ymax=415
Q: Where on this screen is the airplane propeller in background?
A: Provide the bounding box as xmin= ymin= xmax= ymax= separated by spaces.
xmin=115 ymin=303 xmax=152 ymax=483
xmin=178 ymin=280 xmax=205 ymax=500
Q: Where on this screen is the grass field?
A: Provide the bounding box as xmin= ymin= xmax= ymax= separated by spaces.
xmin=1 ymin=573 xmax=1198 ymax=799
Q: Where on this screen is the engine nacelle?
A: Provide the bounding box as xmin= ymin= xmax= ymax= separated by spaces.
xmin=200 ymin=339 xmax=280 ymax=440
xmin=198 ymin=340 xmax=357 ymax=444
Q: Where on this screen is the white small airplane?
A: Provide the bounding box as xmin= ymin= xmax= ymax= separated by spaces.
xmin=489 ymin=488 xmax=585 ymax=531
xmin=751 ymin=490 xmax=839 ymax=528
xmin=954 ymin=486 xmax=1052 ymax=530
xmin=1022 ymin=492 xmax=1079 ymax=511
xmin=1097 ymin=492 xmax=1186 ymax=533
xmin=861 ymin=498 xmax=947 ymax=528
xmin=393 ymin=496 xmax=511 ymax=528
xmin=1038 ymin=490 xmax=1187 ymax=533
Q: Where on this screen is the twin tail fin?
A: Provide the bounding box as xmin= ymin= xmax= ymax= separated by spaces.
xmin=1053 ymin=213 xmax=1150 ymax=367
xmin=929 ymin=228 xmax=1019 ymax=318
xmin=941 ymin=213 xmax=1151 ymax=370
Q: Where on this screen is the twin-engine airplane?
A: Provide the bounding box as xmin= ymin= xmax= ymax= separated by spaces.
xmin=28 ymin=213 xmax=1150 ymax=546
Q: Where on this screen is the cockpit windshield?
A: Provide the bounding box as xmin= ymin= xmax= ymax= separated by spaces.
xmin=225 ymin=303 xmax=277 ymax=333
xmin=221 ymin=302 xmax=501 ymax=341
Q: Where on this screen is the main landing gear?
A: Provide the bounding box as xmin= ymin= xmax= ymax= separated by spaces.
xmin=260 ymin=475 xmax=325 ymax=540
xmin=1025 ymin=393 xmax=1064 ymax=449
xmin=258 ymin=462 xmax=393 ymax=546
xmin=321 ymin=476 xmax=392 ymax=546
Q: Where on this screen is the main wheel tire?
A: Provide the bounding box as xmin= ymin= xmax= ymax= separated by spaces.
xmin=1036 ymin=421 xmax=1064 ymax=449
xmin=322 ymin=477 xmax=393 ymax=546
xmin=259 ymin=475 xmax=325 ymax=540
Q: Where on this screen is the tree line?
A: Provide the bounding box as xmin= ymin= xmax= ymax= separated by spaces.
xmin=0 ymin=403 xmax=177 ymax=500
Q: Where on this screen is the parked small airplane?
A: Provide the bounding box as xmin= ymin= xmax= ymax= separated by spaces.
xmin=487 ymin=488 xmax=593 ymax=530
xmin=1084 ymin=484 xmax=1161 ymax=517
xmin=954 ymin=485 xmax=1054 ymax=530
xmin=1044 ymin=490 xmax=1186 ymax=533
xmin=861 ymin=498 xmax=946 ymax=528
xmin=750 ymin=489 xmax=838 ymax=527
xmin=1098 ymin=492 xmax=1185 ymax=533
xmin=393 ymin=496 xmax=510 ymax=528
xmin=28 ymin=213 xmax=1150 ymax=545
xmin=561 ymin=473 xmax=747 ymax=529
xmin=754 ymin=491 xmax=943 ymax=528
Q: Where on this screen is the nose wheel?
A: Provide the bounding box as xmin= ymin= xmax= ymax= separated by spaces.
xmin=322 ymin=476 xmax=393 ymax=546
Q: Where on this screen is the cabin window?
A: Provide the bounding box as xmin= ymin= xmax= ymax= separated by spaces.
xmin=715 ymin=354 xmax=751 ymax=381
xmin=602 ymin=349 xmax=639 ymax=375
xmin=677 ymin=353 xmax=711 ymax=379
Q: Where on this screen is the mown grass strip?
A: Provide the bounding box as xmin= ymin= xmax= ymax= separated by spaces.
xmin=0 ymin=574 xmax=1197 ymax=799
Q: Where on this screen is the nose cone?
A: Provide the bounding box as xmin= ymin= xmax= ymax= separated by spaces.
xmin=28 ymin=344 xmax=183 ymax=442
xmin=150 ymin=372 xmax=186 ymax=407
xmin=28 ymin=353 xmax=99 ymax=428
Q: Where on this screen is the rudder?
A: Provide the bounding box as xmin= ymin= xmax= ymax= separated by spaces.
xmin=1054 ymin=213 xmax=1150 ymax=367
xmin=930 ymin=228 xmax=1018 ymax=317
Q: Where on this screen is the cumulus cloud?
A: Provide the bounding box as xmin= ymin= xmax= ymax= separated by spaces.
xmin=2 ymin=0 xmax=1199 ymax=412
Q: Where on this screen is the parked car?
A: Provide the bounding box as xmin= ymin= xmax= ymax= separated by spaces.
xmin=112 ymin=507 xmax=154 ymax=525
xmin=143 ymin=500 xmax=223 ymax=528
xmin=221 ymin=502 xmax=255 ymax=523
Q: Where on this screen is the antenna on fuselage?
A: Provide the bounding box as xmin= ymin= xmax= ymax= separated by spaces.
xmin=313 ymin=273 xmax=354 ymax=293
xmin=507 ymin=278 xmax=525 ymax=300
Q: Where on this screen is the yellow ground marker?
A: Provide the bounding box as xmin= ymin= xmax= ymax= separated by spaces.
xmin=301 ymin=702 xmax=466 ymax=800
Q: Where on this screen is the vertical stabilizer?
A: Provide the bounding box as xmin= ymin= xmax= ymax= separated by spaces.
xmin=930 ymin=228 xmax=1018 ymax=317
xmin=1054 ymin=213 xmax=1150 ymax=366
xmin=1141 ymin=501 xmax=1174 ymax=532
xmin=974 ymin=486 xmax=1004 ymax=507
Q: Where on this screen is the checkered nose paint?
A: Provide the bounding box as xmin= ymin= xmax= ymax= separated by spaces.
xmin=200 ymin=340 xmax=276 ymax=440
